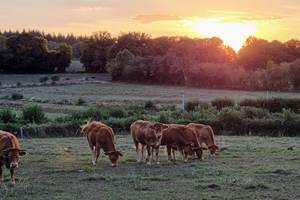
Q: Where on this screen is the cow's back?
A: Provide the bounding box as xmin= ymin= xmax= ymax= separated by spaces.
xmin=131 ymin=120 xmax=155 ymax=144
xmin=0 ymin=131 xmax=20 ymax=151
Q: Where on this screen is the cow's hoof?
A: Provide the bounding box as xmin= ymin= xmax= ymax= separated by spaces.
xmin=11 ymin=181 xmax=16 ymax=186
xmin=156 ymin=162 xmax=160 ymax=165
xmin=146 ymin=162 xmax=151 ymax=165
xmin=111 ymin=164 xmax=117 ymax=167
xmin=92 ymin=162 xmax=96 ymax=166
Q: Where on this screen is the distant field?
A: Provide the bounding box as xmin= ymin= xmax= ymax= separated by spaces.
xmin=0 ymin=135 xmax=299 ymax=200
xmin=1 ymin=73 xmax=300 ymax=110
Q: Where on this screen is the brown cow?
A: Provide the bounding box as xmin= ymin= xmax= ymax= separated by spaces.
xmin=187 ymin=123 xmax=219 ymax=155
xmin=0 ymin=131 xmax=27 ymax=185
xmin=131 ymin=120 xmax=168 ymax=165
xmin=81 ymin=121 xmax=123 ymax=167
xmin=161 ymin=125 xmax=204 ymax=162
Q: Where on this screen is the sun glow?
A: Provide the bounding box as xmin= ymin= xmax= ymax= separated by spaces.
xmin=190 ymin=18 xmax=256 ymax=51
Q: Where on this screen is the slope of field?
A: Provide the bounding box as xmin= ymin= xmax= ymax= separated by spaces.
xmin=1 ymin=74 xmax=300 ymax=107
xmin=0 ymin=136 xmax=299 ymax=200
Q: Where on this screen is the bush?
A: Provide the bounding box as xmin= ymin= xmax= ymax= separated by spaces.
xmin=39 ymin=76 xmax=49 ymax=83
xmin=108 ymin=107 xmax=127 ymax=118
xmin=185 ymin=99 xmax=209 ymax=112
xmin=22 ymin=105 xmax=45 ymax=123
xmin=217 ymin=107 xmax=243 ymax=134
xmin=51 ymin=75 xmax=60 ymax=82
xmin=241 ymin=106 xmax=270 ymax=119
xmin=211 ymin=98 xmax=235 ymax=110
xmin=11 ymin=93 xmax=24 ymax=100
xmin=0 ymin=109 xmax=16 ymax=123
xmin=76 ymin=98 xmax=86 ymax=106
xmin=239 ymin=98 xmax=300 ymax=113
xmin=144 ymin=101 xmax=155 ymax=110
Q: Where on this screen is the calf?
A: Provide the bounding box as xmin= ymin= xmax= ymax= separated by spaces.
xmin=131 ymin=120 xmax=168 ymax=164
xmin=0 ymin=131 xmax=27 ymax=185
xmin=161 ymin=125 xmax=204 ymax=162
xmin=187 ymin=123 xmax=219 ymax=155
xmin=81 ymin=121 xmax=123 ymax=167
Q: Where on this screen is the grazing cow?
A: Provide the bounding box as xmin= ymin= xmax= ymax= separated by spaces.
xmin=81 ymin=121 xmax=123 ymax=167
xmin=0 ymin=131 xmax=27 ymax=185
xmin=161 ymin=125 xmax=204 ymax=162
xmin=187 ymin=123 xmax=219 ymax=155
xmin=131 ymin=120 xmax=168 ymax=165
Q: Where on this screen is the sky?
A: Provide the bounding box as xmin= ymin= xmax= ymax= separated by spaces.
xmin=1 ymin=0 xmax=300 ymax=50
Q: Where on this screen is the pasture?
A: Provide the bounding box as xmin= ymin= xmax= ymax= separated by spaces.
xmin=1 ymin=73 xmax=300 ymax=109
xmin=1 ymin=135 xmax=300 ymax=200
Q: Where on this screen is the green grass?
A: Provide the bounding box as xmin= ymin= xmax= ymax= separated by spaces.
xmin=1 ymin=136 xmax=300 ymax=200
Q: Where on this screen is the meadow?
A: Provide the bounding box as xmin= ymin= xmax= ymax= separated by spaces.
xmin=0 ymin=135 xmax=300 ymax=200
xmin=1 ymin=73 xmax=300 ymax=109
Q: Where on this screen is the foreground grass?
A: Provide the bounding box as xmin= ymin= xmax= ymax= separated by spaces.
xmin=1 ymin=136 xmax=300 ymax=200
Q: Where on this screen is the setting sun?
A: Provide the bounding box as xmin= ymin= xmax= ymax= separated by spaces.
xmin=189 ymin=18 xmax=257 ymax=51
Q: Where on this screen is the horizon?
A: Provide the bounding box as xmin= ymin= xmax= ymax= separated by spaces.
xmin=1 ymin=0 xmax=300 ymax=51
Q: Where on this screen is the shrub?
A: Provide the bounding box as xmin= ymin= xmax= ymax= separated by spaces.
xmin=217 ymin=107 xmax=243 ymax=134
xmin=22 ymin=105 xmax=45 ymax=123
xmin=11 ymin=93 xmax=24 ymax=100
xmin=239 ymin=98 xmax=300 ymax=113
xmin=211 ymin=98 xmax=235 ymax=110
xmin=241 ymin=106 xmax=270 ymax=119
xmin=185 ymin=99 xmax=209 ymax=112
xmin=39 ymin=76 xmax=49 ymax=83
xmin=76 ymin=98 xmax=86 ymax=106
xmin=108 ymin=107 xmax=127 ymax=118
xmin=0 ymin=109 xmax=16 ymax=123
xmin=51 ymin=75 xmax=60 ymax=82
xmin=144 ymin=101 xmax=155 ymax=110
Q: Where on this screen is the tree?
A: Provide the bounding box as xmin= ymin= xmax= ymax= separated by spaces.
xmin=80 ymin=31 xmax=115 ymax=72
xmin=55 ymin=43 xmax=72 ymax=72
xmin=106 ymin=49 xmax=135 ymax=80
xmin=0 ymin=35 xmax=7 ymax=51
xmin=107 ymin=32 xmax=151 ymax=59
xmin=289 ymin=59 xmax=300 ymax=90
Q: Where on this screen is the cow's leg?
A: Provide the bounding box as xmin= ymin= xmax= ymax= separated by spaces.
xmin=172 ymin=149 xmax=176 ymax=161
xmin=0 ymin=166 xmax=3 ymax=184
xmin=95 ymin=145 xmax=101 ymax=165
xmin=183 ymin=151 xmax=188 ymax=162
xmin=134 ymin=141 xmax=139 ymax=162
xmin=146 ymin=145 xmax=152 ymax=165
xmin=141 ymin=144 xmax=145 ymax=162
xmin=10 ymin=168 xmax=15 ymax=185
xmin=167 ymin=146 xmax=172 ymax=162
xmin=154 ymin=147 xmax=160 ymax=164
xmin=90 ymin=145 xmax=97 ymax=166
xmin=180 ymin=149 xmax=185 ymax=161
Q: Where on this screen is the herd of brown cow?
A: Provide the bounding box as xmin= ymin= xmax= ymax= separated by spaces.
xmin=0 ymin=120 xmax=219 ymax=185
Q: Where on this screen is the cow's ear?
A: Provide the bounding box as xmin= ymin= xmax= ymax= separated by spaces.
xmin=18 ymin=150 xmax=27 ymax=156
xmin=117 ymin=151 xmax=123 ymax=157
xmin=162 ymin=124 xmax=169 ymax=130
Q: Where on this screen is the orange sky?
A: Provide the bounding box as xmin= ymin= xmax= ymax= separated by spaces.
xmin=1 ymin=0 xmax=300 ymax=50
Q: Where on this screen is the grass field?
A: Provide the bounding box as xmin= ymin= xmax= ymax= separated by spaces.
xmin=1 ymin=74 xmax=300 ymax=110
xmin=0 ymin=135 xmax=299 ymax=200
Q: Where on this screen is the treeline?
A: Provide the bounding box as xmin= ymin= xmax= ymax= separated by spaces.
xmin=1 ymin=30 xmax=300 ymax=91
xmin=79 ymin=32 xmax=300 ymax=91
xmin=0 ymin=33 xmax=72 ymax=73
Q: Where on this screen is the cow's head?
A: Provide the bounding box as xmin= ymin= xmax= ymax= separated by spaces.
xmin=80 ymin=119 xmax=92 ymax=135
xmin=105 ymin=150 xmax=123 ymax=167
xmin=149 ymin=123 xmax=169 ymax=147
xmin=1 ymin=148 xmax=27 ymax=169
xmin=208 ymin=144 xmax=219 ymax=155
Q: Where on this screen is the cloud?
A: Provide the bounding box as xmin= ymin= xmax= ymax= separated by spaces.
xmin=133 ymin=14 xmax=182 ymax=24
xmin=220 ymin=15 xmax=282 ymax=23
